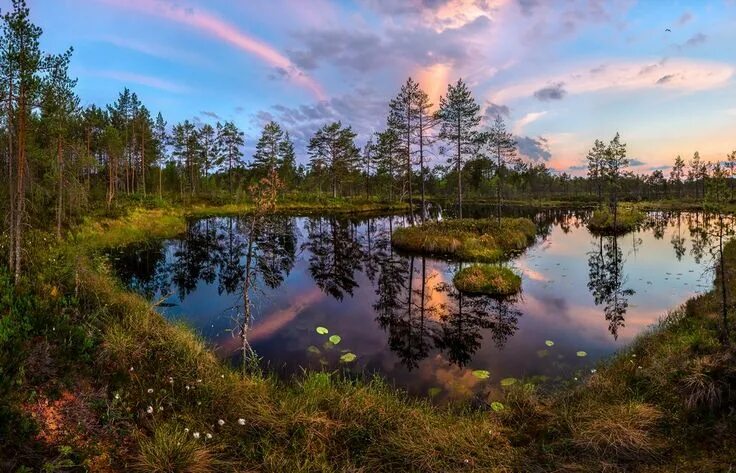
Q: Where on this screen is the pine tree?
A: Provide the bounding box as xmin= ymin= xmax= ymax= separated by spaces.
xmin=153 ymin=112 xmax=167 ymax=198
xmin=252 ymin=121 xmax=285 ymax=178
xmin=374 ymin=128 xmax=402 ymax=202
xmin=307 ymin=122 xmax=359 ymax=198
xmin=278 ymin=131 xmax=297 ymax=189
xmin=483 ymin=114 xmax=517 ymax=225
xmin=603 ymin=132 xmax=628 ymax=224
xmin=413 ymin=86 xmax=436 ymax=222
xmin=216 ymin=121 xmax=245 ymax=193
xmin=670 ymin=155 xmax=685 ymax=198
xmin=388 ymin=77 xmax=419 ymax=221
xmin=198 ymin=123 xmax=216 ymax=189
xmin=436 ymin=78 xmax=481 ymax=219
xmin=587 ymin=139 xmax=606 ymax=204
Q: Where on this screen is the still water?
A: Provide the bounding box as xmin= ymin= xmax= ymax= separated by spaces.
xmin=109 ymin=209 xmax=714 ymax=401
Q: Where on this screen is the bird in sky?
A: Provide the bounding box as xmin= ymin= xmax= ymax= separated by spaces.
xmin=665 ymin=28 xmax=671 ymax=32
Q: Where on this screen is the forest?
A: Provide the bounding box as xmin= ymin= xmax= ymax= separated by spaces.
xmin=2 ymin=0 xmax=736 ymax=471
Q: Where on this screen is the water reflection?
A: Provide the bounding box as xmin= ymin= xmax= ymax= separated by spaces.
xmin=109 ymin=209 xmax=716 ymax=400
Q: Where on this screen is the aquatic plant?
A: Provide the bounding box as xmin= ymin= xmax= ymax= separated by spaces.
xmin=453 ymin=265 xmax=521 ymax=296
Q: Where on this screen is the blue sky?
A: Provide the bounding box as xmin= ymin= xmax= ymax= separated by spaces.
xmin=9 ymin=0 xmax=736 ymax=173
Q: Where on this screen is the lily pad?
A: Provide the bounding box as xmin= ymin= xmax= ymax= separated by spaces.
xmin=490 ymin=401 xmax=505 ymax=412
xmin=536 ymin=349 xmax=549 ymax=358
xmin=315 ymin=326 xmax=329 ymax=335
xmin=576 ymin=351 xmax=587 ymax=357
xmin=427 ymin=387 xmax=442 ymax=397
xmin=328 ymin=335 xmax=342 ymax=345
xmin=340 ymin=352 xmax=357 ymax=363
xmin=471 ymin=369 xmax=490 ymax=380
xmin=306 ymin=345 xmax=321 ymax=355
xmin=545 ymin=340 xmax=555 ymax=347
xmin=500 ymin=377 xmax=517 ymax=387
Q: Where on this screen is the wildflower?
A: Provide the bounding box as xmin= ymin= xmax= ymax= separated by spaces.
xmin=590 ymin=369 xmax=597 ymax=374
xmin=238 ymin=418 xmax=246 ymax=425
xmin=114 ymin=393 xmax=120 ymax=400
xmin=129 ymin=367 xmax=134 ymax=372
xmin=197 ymin=379 xmax=202 ymax=383
xmin=146 ymin=406 xmax=153 ymax=414
xmin=220 ymin=374 xmax=225 ymax=379
xmin=193 ymin=432 xmax=200 ymax=439
xmin=159 ymin=406 xmax=164 ymax=411
xmin=186 ymin=385 xmax=190 ymax=391
xmin=197 ymin=401 xmax=201 ymax=406
xmin=147 ymin=388 xmax=154 ymax=394
xmin=184 ymin=428 xmax=190 ymax=433
xmin=218 ymin=419 xmax=225 ymax=426
xmin=206 ymin=433 xmax=212 ymax=440
xmin=574 ymin=377 xmax=578 ymax=381
xmin=168 ymin=377 xmax=174 ymax=384
xmin=637 ymin=365 xmax=642 ymax=369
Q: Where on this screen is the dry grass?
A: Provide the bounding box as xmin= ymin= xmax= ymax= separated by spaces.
xmin=392 ymin=218 xmax=536 ymax=262
xmin=587 ymin=206 xmax=646 ymax=234
xmin=453 ymin=265 xmax=521 ymax=296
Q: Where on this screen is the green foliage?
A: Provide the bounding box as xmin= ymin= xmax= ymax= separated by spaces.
xmin=587 ymin=206 xmax=646 ymax=234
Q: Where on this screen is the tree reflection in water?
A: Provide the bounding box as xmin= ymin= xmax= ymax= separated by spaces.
xmin=587 ymin=235 xmax=635 ymax=339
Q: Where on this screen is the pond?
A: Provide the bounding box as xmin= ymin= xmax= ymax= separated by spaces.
xmin=109 ymin=208 xmax=716 ymax=402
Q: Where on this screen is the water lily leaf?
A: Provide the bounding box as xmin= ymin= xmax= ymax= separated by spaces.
xmin=500 ymin=377 xmax=517 ymax=387
xmin=491 ymin=401 xmax=505 ymax=412
xmin=306 ymin=345 xmax=321 ymax=355
xmin=427 ymin=387 xmax=442 ymax=397
xmin=536 ymin=349 xmax=549 ymax=358
xmin=315 ymin=326 xmax=329 ymax=335
xmin=545 ymin=340 xmax=554 ymax=347
xmin=471 ymin=370 xmax=490 ymax=380
xmin=328 ymin=335 xmax=342 ymax=345
xmin=576 ymin=351 xmax=587 ymax=357
xmin=340 ymin=352 xmax=357 ymax=363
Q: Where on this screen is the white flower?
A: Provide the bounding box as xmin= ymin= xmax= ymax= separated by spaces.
xmin=197 ymin=401 xmax=201 ymax=406
xmin=574 ymin=377 xmax=578 ymax=381
xmin=159 ymin=406 xmax=164 ymax=411
xmin=218 ymin=419 xmax=225 ymax=426
xmin=197 ymin=379 xmax=202 ymax=383
xmin=220 ymin=374 xmax=225 ymax=379
xmin=186 ymin=385 xmax=190 ymax=391
xmin=146 ymin=406 xmax=153 ymax=414
xmin=114 ymin=393 xmax=120 ymax=400
xmin=238 ymin=418 xmax=245 ymax=425
xmin=147 ymin=388 xmax=154 ymax=394
xmin=205 ymin=433 xmax=212 ymax=440
xmin=129 ymin=367 xmax=134 ymax=372
xmin=193 ymin=432 xmax=200 ymax=439
xmin=590 ymin=369 xmax=597 ymax=374
xmin=168 ymin=377 xmax=174 ymax=384
xmin=184 ymin=428 xmax=190 ymax=433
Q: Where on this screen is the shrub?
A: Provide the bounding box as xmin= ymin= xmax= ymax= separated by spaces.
xmin=453 ymin=265 xmax=521 ymax=296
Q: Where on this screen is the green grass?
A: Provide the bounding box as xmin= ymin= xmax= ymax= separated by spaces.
xmin=587 ymin=206 xmax=647 ymax=234
xmin=2 ymin=202 xmax=736 ymax=471
xmin=453 ymin=265 xmax=521 ymax=296
xmin=391 ymin=217 xmax=537 ymax=262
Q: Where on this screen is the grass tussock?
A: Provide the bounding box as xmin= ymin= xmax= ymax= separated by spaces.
xmin=135 ymin=423 xmax=217 ymax=473
xmin=453 ymin=265 xmax=521 ymax=296
xmin=587 ymin=206 xmax=647 ymax=234
xmin=392 ymin=217 xmax=537 ymax=262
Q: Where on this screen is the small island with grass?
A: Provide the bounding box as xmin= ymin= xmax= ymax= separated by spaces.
xmin=391 ymin=217 xmax=537 ymax=262
xmin=453 ymin=264 xmax=521 ymax=296
xmin=587 ymin=206 xmax=647 ymax=234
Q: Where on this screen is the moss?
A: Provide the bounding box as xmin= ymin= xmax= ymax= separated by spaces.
xmin=453 ymin=265 xmax=521 ymax=296
xmin=391 ymin=217 xmax=537 ymax=262
xmin=587 ymin=206 xmax=647 ymax=234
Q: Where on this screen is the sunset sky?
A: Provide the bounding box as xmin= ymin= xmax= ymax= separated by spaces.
xmin=13 ymin=0 xmax=736 ymax=174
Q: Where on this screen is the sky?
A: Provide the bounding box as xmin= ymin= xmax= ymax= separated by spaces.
xmin=9 ymin=0 xmax=736 ymax=174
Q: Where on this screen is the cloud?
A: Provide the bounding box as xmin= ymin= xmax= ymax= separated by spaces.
xmin=567 ymin=164 xmax=587 ymax=171
xmin=513 ymin=111 xmax=547 ymax=134
xmin=484 ymin=102 xmax=511 ymax=120
xmin=533 ymin=82 xmax=566 ymax=101
xmin=81 ymin=69 xmax=190 ymax=93
xmin=99 ymin=35 xmax=208 ymax=66
xmin=99 ymin=0 xmax=325 ymax=99
xmin=200 ymin=111 xmax=221 ymax=120
xmin=682 ymin=32 xmax=707 ymax=48
xmin=492 ymin=59 xmax=733 ymax=103
xmin=656 ymin=74 xmax=675 ymax=85
xmin=676 ymin=11 xmax=692 ymax=26
xmin=629 ymin=158 xmax=645 ymax=166
xmin=517 ymin=135 xmax=551 ymax=161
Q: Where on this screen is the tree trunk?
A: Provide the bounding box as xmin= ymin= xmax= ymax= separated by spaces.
xmin=719 ymin=216 xmax=730 ymax=345
xmin=56 ymin=138 xmax=64 ymax=238
xmin=456 ymin=118 xmax=462 ymax=219
xmin=419 ymin=114 xmax=425 ymax=223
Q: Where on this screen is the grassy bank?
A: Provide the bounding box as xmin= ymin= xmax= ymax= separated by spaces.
xmin=587 ymin=206 xmax=647 ymax=234
xmin=392 ymin=218 xmax=537 ymax=262
xmin=453 ymin=265 xmax=521 ymax=296
xmin=2 ymin=203 xmax=735 ymax=471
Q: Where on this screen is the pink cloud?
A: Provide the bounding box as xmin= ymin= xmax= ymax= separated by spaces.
xmin=99 ymin=0 xmax=325 ymax=100
xmin=80 ymin=68 xmax=190 ymax=93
